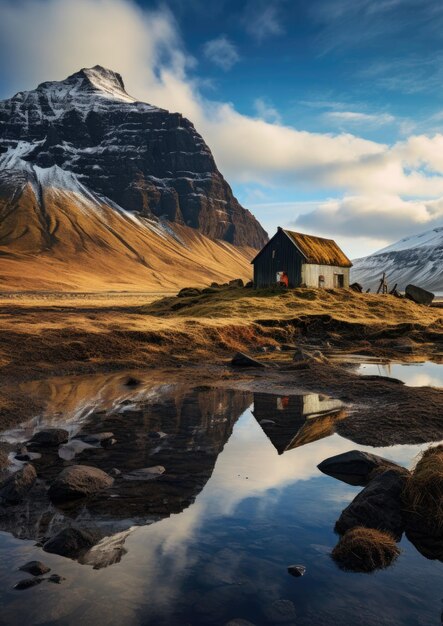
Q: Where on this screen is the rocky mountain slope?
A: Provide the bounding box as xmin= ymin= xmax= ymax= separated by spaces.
xmin=352 ymin=227 xmax=443 ymax=292
xmin=0 ymin=66 xmax=266 ymax=291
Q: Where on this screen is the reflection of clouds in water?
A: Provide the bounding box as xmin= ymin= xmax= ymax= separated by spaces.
xmin=358 ymin=362 xmax=442 ymax=388
xmin=120 ymin=408 xmax=442 ymax=615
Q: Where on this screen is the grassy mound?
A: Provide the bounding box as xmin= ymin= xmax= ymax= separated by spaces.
xmin=403 ymin=444 xmax=443 ymax=532
xmin=332 ymin=527 xmax=400 ymax=572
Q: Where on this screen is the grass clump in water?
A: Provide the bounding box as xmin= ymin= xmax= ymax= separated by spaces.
xmin=332 ymin=527 xmax=400 ymax=572
xmin=403 ymin=443 xmax=443 ymax=533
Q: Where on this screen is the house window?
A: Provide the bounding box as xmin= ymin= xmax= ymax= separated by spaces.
xmin=318 ymin=275 xmax=325 ymax=288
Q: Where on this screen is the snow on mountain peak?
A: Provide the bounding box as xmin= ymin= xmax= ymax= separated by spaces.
xmin=34 ymin=64 xmax=137 ymax=105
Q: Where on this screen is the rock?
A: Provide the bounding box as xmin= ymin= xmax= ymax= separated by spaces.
xmin=0 ymin=464 xmax=37 ymax=504
xmin=13 ymin=577 xmax=44 ymax=590
xmin=210 ymin=282 xmax=220 ymax=288
xmin=124 ymin=376 xmax=140 ymax=387
xmin=122 ymin=466 xmax=165 ymax=481
xmin=201 ymin=287 xmax=219 ymax=294
xmin=110 ymin=468 xmax=121 ymax=476
xmin=19 ymin=561 xmax=50 ymax=576
xmin=335 ymin=469 xmax=408 ymax=540
xmin=28 ymin=428 xmax=69 ymax=446
xmin=178 ymin=287 xmax=201 ymax=298
xmin=350 ymin=282 xmax=363 ymax=293
xmin=102 ymin=437 xmax=117 ymax=448
xmin=231 ymin=352 xmax=266 ymax=368
xmin=148 ymin=431 xmax=168 ymax=439
xmin=228 ymin=278 xmax=244 ymax=288
xmin=15 ymin=452 xmax=41 ymax=462
xmin=260 ymin=419 xmax=275 ymax=425
xmin=48 ymin=574 xmax=65 ymax=584
xmin=405 ymin=284 xmax=434 ymax=306
xmin=43 ymin=527 xmax=99 ymax=559
xmin=318 ymin=450 xmax=403 ymax=486
xmin=75 ymin=432 xmax=114 ymax=445
xmin=244 ymin=280 xmax=253 ymax=288
xmin=48 ymin=465 xmax=114 ymax=501
xmin=287 ymin=564 xmax=306 ymax=577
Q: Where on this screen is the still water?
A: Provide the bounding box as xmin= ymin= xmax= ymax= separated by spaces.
xmin=356 ymin=361 xmax=443 ymax=388
xmin=0 ymin=372 xmax=442 ymax=626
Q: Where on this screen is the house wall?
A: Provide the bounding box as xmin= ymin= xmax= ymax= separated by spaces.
xmin=301 ymin=264 xmax=350 ymax=288
xmin=253 ymin=229 xmax=303 ymax=288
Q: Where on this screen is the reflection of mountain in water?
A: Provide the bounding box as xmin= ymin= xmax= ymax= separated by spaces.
xmin=252 ymin=393 xmax=347 ymax=454
xmin=0 ymin=380 xmax=252 ymax=568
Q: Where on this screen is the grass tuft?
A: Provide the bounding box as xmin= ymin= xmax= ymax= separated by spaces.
xmin=332 ymin=527 xmax=400 ymax=572
xmin=403 ymin=444 xmax=443 ymax=532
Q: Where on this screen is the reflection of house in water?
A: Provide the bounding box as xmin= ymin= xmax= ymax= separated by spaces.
xmin=252 ymin=393 xmax=346 ymax=454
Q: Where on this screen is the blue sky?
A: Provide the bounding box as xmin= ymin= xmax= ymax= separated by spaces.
xmin=2 ymin=0 xmax=443 ymax=256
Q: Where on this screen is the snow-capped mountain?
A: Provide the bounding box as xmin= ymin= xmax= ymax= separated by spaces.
xmin=352 ymin=226 xmax=443 ymax=292
xmin=0 ymin=65 xmax=267 ymax=249
xmin=0 ymin=66 xmax=267 ymax=291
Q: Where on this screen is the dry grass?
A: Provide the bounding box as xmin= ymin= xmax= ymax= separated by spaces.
xmin=403 ymin=444 xmax=443 ymax=532
xmin=142 ymin=287 xmax=443 ymax=327
xmin=332 ymin=527 xmax=400 ymax=572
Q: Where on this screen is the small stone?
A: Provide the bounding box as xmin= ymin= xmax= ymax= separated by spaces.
xmin=148 ymin=431 xmax=168 ymax=439
xmin=231 ymin=352 xmax=266 ymax=368
xmin=19 ymin=561 xmax=50 ymax=576
xmin=110 ymin=468 xmax=121 ymax=476
xmin=122 ymin=466 xmax=165 ymax=481
xmin=48 ymin=574 xmax=65 ymax=584
xmin=287 ymin=564 xmax=306 ymax=577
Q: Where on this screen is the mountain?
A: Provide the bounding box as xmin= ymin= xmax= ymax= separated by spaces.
xmin=0 ymin=66 xmax=267 ymax=291
xmin=352 ymin=226 xmax=443 ymax=293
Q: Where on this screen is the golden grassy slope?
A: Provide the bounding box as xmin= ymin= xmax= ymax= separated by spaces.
xmin=0 ymin=288 xmax=441 ymax=383
xmin=0 ymin=181 xmax=254 ymax=291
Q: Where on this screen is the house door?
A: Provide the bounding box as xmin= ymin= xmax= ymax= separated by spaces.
xmin=334 ymin=274 xmax=344 ymax=288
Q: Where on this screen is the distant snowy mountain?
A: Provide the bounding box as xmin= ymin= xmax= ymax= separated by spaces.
xmin=352 ymin=226 xmax=443 ymax=292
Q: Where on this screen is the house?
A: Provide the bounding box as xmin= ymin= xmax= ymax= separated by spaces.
xmin=251 ymin=227 xmax=352 ymax=289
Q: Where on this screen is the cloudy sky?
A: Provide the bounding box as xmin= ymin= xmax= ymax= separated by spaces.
xmin=1 ymin=0 xmax=443 ymax=256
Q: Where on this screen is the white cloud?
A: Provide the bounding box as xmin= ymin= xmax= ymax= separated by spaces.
xmin=1 ymin=0 xmax=443 ymax=251
xmin=253 ymin=97 xmax=281 ymax=124
xmin=245 ymin=4 xmax=283 ymax=41
xmin=203 ymin=35 xmax=239 ymax=71
xmin=325 ymin=110 xmax=395 ymax=127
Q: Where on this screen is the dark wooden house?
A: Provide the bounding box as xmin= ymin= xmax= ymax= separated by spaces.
xmin=251 ymin=227 xmax=352 ymax=289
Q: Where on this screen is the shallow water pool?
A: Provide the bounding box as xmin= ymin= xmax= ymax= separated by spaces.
xmin=0 ymin=373 xmax=442 ymax=626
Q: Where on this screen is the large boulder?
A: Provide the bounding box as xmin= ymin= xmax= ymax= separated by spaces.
xmin=28 ymin=429 xmax=69 ymax=446
xmin=405 ymin=284 xmax=434 ymax=306
xmin=48 ymin=465 xmax=114 ymax=502
xmin=0 ymin=464 xmax=37 ymax=504
xmin=318 ymin=450 xmax=402 ymax=486
xmin=335 ymin=469 xmax=408 ymax=540
xmin=43 ymin=527 xmax=99 ymax=559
